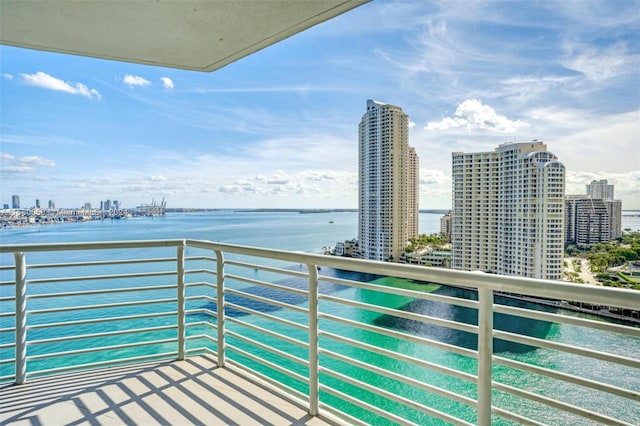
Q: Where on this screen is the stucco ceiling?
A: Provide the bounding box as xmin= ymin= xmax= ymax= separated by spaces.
xmin=0 ymin=0 xmax=368 ymax=71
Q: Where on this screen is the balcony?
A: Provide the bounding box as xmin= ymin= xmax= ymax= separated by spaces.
xmin=1 ymin=239 xmax=639 ymax=425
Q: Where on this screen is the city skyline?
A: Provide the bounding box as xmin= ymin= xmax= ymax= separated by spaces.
xmin=1 ymin=1 xmax=639 ymax=209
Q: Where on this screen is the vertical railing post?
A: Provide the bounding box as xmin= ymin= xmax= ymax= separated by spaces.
xmin=177 ymin=242 xmax=186 ymax=360
xmin=214 ymin=250 xmax=225 ymax=367
xmin=307 ymin=263 xmax=319 ymax=416
xmin=14 ymin=252 xmax=27 ymax=385
xmin=477 ymin=287 xmax=494 ymax=425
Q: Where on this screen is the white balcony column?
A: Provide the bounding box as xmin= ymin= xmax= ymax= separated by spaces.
xmin=14 ymin=252 xmax=27 ymax=384
xmin=477 ymin=287 xmax=494 ymax=425
xmin=215 ymin=249 xmax=225 ymax=367
xmin=177 ymin=242 xmax=186 ymax=360
xmin=307 ymin=263 xmax=319 ymax=416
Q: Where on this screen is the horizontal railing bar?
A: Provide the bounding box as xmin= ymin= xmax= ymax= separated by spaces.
xmin=491 ymin=407 xmax=546 ymax=426
xmin=27 ymin=298 xmax=176 ymax=315
xmin=184 ymin=281 xmax=216 ymax=290
xmin=225 ymin=259 xmax=310 ymax=279
xmin=225 ymin=287 xmax=308 ymax=315
xmin=493 ymin=355 xmax=640 ymax=401
xmin=25 ymin=351 xmax=178 ymax=379
xmin=185 ymin=255 xmax=217 ymax=263
xmin=0 ymin=357 xmax=16 ymax=365
xmin=0 ymin=296 xmax=15 ymax=302
xmin=197 ymin=308 xmax=218 ymax=320
xmin=0 ymin=281 xmax=15 ymax=286
xmin=319 ymin=385 xmax=416 ymax=426
xmin=28 ymin=283 xmax=177 ymax=300
xmin=226 ymin=343 xmax=308 ymax=385
xmin=184 ymin=333 xmax=215 ymax=342
xmin=319 ymin=366 xmax=471 ymax=426
xmin=492 ymin=381 xmax=633 ymax=426
xmin=27 ymin=337 xmax=177 ymax=361
xmin=320 ymin=311 xmax=478 ymax=359
xmin=225 ymin=357 xmax=310 ymax=406
xmin=226 ymin=316 xmax=308 ymax=350
xmin=224 ymin=302 xmax=308 ymax=333
xmin=1 ymin=326 xmax=16 ymax=332
xmin=493 ymin=330 xmax=640 ymax=368
xmin=0 ymin=239 xmax=184 ymax=253
xmin=318 ymin=274 xmax=480 ymax=309
xmin=0 ymin=342 xmax=15 ymax=349
xmin=24 ymin=257 xmax=177 ymax=269
xmin=319 ymin=293 xmax=479 ymax=334
xmin=322 ymin=349 xmax=478 ymax=408
xmin=319 ymin=330 xmax=477 ymax=384
xmin=28 ymin=325 xmax=177 ymax=346
xmin=0 ymin=311 xmax=15 ymax=318
xmin=0 ymin=374 xmax=15 ymax=382
xmin=185 ymin=239 xmax=640 ymax=309
xmin=225 ymin=273 xmax=308 ymax=297
xmin=185 ymin=268 xmax=216 ymax=276
xmin=26 ymin=311 xmax=177 ymax=330
xmin=226 ymin=329 xmax=308 ymax=368
xmin=0 ymin=265 xmax=14 ymax=270
xmin=493 ymin=303 xmax=640 ymax=337
xmin=27 ymin=270 xmax=176 ymax=285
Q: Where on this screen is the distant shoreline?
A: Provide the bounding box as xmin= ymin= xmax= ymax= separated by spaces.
xmin=165 ymin=208 xmax=451 ymax=214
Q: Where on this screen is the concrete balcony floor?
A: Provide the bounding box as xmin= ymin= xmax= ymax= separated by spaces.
xmin=0 ymin=356 xmax=336 ymax=426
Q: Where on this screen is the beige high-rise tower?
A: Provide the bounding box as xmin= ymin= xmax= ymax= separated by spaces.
xmin=451 ymin=141 xmax=565 ymax=280
xmin=358 ymin=100 xmax=419 ymax=261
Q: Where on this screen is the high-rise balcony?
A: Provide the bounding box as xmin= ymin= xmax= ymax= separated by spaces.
xmin=1 ymin=239 xmax=638 ymax=425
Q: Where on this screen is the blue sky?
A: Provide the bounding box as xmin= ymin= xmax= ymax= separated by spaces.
xmin=1 ymin=0 xmax=639 ymax=209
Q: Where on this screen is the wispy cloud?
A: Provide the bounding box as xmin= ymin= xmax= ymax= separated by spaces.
xmin=561 ymin=42 xmax=637 ymax=82
xmin=21 ymin=72 xmax=101 ymax=99
xmin=2 ymin=73 xmax=14 ymax=80
xmin=426 ymin=99 xmax=529 ymax=133
xmin=123 ymin=74 xmax=151 ymax=88
xmin=160 ymin=77 xmax=174 ymax=90
xmin=0 ymin=152 xmax=56 ymax=174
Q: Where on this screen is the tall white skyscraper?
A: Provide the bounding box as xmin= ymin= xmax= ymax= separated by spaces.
xmin=586 ymin=179 xmax=614 ymax=201
xmin=451 ymin=141 xmax=565 ymax=280
xmin=358 ymin=100 xmax=419 ymax=261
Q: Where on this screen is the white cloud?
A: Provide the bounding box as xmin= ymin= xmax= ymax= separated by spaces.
xmin=123 ymin=74 xmax=151 ymax=88
xmin=0 ymin=153 xmax=56 ymax=175
xmin=561 ymin=42 xmax=637 ymax=82
xmin=18 ymin=156 xmax=56 ymax=167
xmin=21 ymin=72 xmax=101 ymax=99
xmin=419 ymin=169 xmax=449 ymax=185
xmin=160 ymin=77 xmax=174 ymax=89
xmin=426 ymin=99 xmax=529 ymax=133
xmin=2 ymin=73 xmax=14 ymax=80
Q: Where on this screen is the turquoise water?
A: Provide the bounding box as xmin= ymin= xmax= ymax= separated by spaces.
xmin=1 ymin=211 xmax=639 ymax=425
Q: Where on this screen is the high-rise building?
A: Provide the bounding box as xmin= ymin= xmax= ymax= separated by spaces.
xmin=451 ymin=141 xmax=565 ymax=280
xmin=565 ymin=179 xmax=622 ymax=244
xmin=565 ymin=196 xmax=610 ymax=245
xmin=358 ymin=99 xmax=419 ymax=261
xmin=48 ymin=200 xmax=55 ymax=209
xmin=587 ymin=179 xmax=614 ymax=201
xmin=440 ymin=210 xmax=452 ymax=242
xmin=35 ymin=199 xmax=41 ymax=209
xmin=11 ymin=195 xmax=20 ymax=209
xmin=605 ymin=199 xmax=622 ymax=239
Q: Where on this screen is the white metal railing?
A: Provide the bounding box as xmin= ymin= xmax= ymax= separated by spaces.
xmin=1 ymin=239 xmax=639 ymax=425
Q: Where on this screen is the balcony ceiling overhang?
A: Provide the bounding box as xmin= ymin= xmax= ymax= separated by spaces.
xmin=0 ymin=0 xmax=368 ymax=72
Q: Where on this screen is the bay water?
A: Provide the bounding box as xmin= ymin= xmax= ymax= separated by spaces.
xmin=1 ymin=210 xmax=639 ymax=425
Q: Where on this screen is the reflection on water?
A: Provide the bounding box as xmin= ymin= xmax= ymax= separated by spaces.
xmin=372 ymin=285 xmax=556 ymax=353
